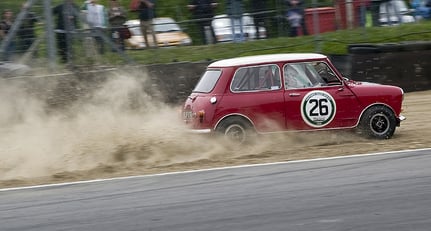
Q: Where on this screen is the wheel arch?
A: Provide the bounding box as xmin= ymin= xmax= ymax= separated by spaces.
xmin=356 ymin=103 xmax=397 ymax=127
xmin=214 ymin=113 xmax=256 ymax=131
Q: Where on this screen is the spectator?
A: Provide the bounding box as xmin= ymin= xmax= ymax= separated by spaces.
xmin=410 ymin=0 xmax=431 ymax=20
xmin=17 ymin=2 xmax=38 ymax=54
xmin=357 ymin=0 xmax=370 ymax=27
xmin=108 ymin=0 xmax=128 ymax=51
xmin=250 ymin=0 xmax=267 ymax=39
xmin=370 ymin=0 xmax=397 ymax=26
xmin=139 ymin=0 xmax=157 ymax=48
xmin=0 ymin=9 xmax=15 ymax=60
xmin=226 ymin=0 xmax=244 ymax=42
xmin=187 ymin=0 xmax=218 ymax=45
xmin=52 ymin=0 xmax=79 ymax=63
xmin=285 ymin=0 xmax=308 ymax=37
xmin=84 ymin=0 xmax=108 ymax=54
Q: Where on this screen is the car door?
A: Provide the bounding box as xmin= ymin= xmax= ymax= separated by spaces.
xmin=225 ymin=64 xmax=286 ymax=132
xmin=283 ymin=61 xmax=361 ymax=130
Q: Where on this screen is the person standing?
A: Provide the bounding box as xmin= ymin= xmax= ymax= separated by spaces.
xmin=226 ymin=0 xmax=244 ymax=42
xmin=357 ymin=0 xmax=369 ymax=27
xmin=250 ymin=0 xmax=267 ymax=39
xmin=139 ymin=0 xmax=157 ymax=48
xmin=187 ymin=0 xmax=218 ymax=45
xmin=17 ymin=2 xmax=38 ymax=53
xmin=0 ymin=9 xmax=15 ymax=60
xmin=108 ymin=0 xmax=127 ymax=51
xmin=285 ymin=0 xmax=308 ymax=37
xmin=85 ymin=0 xmax=107 ymax=54
xmin=52 ymin=0 xmax=79 ymax=63
xmin=0 ymin=10 xmax=13 ymax=40
xmin=411 ymin=0 xmax=431 ymax=20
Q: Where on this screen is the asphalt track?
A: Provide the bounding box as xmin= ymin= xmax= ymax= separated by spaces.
xmin=1 ymin=148 xmax=431 ymax=231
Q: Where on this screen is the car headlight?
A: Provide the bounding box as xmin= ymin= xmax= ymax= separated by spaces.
xmin=181 ymin=38 xmax=192 ymax=45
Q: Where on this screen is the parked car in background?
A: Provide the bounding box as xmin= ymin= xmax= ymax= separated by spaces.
xmin=379 ymin=0 xmax=415 ymax=25
xmin=0 ymin=62 xmax=32 ymax=78
xmin=124 ymin=17 xmax=192 ymax=49
xmin=211 ymin=13 xmax=267 ymax=43
xmin=182 ymin=53 xmax=405 ymax=144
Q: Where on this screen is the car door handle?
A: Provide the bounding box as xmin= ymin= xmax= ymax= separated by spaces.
xmin=289 ymin=93 xmax=301 ymax=97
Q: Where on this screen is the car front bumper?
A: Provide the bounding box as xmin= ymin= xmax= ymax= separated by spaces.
xmin=397 ymin=115 xmax=406 ymax=126
xmin=187 ymin=128 xmax=212 ymax=134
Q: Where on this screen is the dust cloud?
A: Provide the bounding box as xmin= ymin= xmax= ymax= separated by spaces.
xmin=0 ymin=69 xmax=230 ymax=184
xmin=0 ymin=68 xmax=345 ymax=186
xmin=1 ymin=69 xmax=430 ymax=188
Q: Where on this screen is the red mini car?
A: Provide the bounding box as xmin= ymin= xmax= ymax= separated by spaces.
xmin=182 ymin=53 xmax=405 ymax=143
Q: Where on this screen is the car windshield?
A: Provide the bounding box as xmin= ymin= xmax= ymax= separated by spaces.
xmin=193 ymin=69 xmax=222 ymax=93
xmin=154 ymin=19 xmax=181 ymax=32
xmin=127 ymin=19 xmax=181 ymax=35
xmin=380 ymin=0 xmax=409 ymax=14
xmin=213 ymin=17 xmax=230 ymax=29
xmin=128 ymin=24 xmax=142 ymax=35
xmin=212 ymin=14 xmax=254 ymax=28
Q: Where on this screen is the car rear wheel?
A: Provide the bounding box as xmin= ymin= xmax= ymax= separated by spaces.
xmin=216 ymin=117 xmax=255 ymax=145
xmin=359 ymin=106 xmax=397 ymax=139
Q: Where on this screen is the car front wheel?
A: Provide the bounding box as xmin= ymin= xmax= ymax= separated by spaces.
xmin=359 ymin=106 xmax=397 ymax=139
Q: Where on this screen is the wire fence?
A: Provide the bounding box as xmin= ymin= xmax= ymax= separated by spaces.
xmin=0 ymin=0 xmax=427 ymax=71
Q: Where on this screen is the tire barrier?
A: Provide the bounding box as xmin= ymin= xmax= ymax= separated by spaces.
xmin=348 ymin=42 xmax=431 ymax=92
xmin=2 ymin=44 xmax=431 ymax=107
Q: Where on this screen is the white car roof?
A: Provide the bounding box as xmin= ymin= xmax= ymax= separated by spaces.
xmin=208 ymin=53 xmax=327 ymax=67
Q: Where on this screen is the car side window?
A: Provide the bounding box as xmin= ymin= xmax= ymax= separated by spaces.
xmin=284 ymin=63 xmax=313 ymax=89
xmin=313 ymin=62 xmax=341 ymax=85
xmin=231 ymin=64 xmax=281 ymax=92
xmin=284 ymin=62 xmax=341 ymax=89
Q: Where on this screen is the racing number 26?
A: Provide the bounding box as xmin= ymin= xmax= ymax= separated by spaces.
xmin=309 ymin=98 xmax=329 ymax=116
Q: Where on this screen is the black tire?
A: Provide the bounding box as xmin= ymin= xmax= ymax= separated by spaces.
xmin=216 ymin=117 xmax=255 ymax=145
xmin=359 ymin=106 xmax=397 ymax=139
xmin=348 ymin=44 xmax=380 ymax=54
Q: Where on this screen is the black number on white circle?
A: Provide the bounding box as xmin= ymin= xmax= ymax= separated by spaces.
xmin=309 ymin=98 xmax=329 ymax=116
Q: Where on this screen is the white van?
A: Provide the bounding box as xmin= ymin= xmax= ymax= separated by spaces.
xmin=211 ymin=13 xmax=267 ymax=43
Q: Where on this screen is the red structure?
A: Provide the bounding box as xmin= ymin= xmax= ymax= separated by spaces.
xmin=302 ymin=0 xmax=369 ymax=35
xmin=304 ymin=7 xmax=337 ymax=35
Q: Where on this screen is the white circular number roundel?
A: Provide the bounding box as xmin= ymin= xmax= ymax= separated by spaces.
xmin=301 ymin=90 xmax=336 ymax=128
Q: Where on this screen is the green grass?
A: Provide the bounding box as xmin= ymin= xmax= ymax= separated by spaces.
xmin=121 ymin=20 xmax=431 ymax=65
